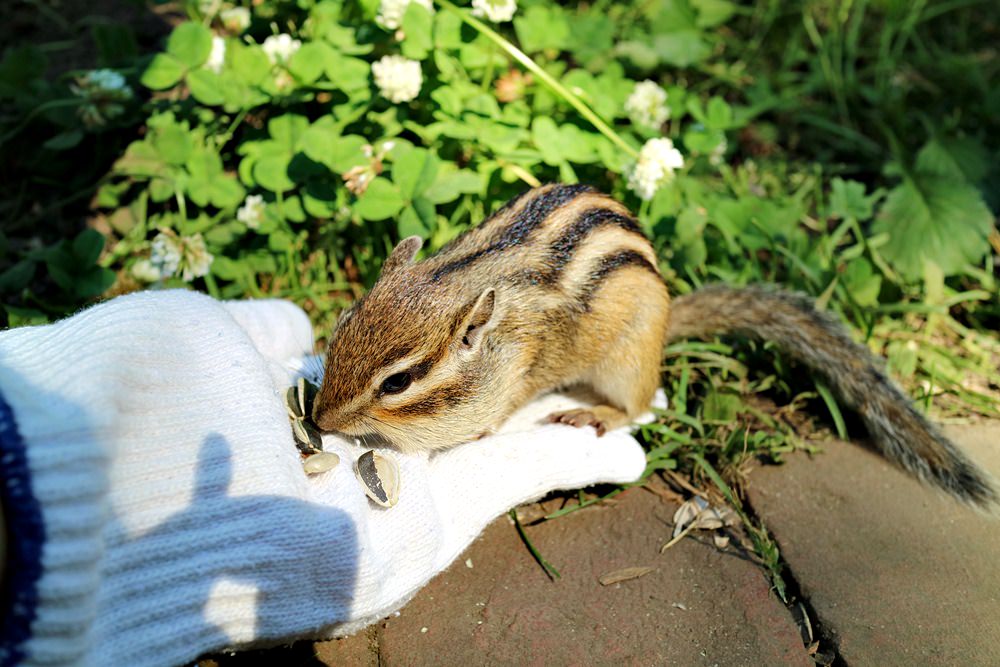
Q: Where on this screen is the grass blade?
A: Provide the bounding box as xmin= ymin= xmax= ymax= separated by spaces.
xmin=813 ymin=379 xmax=848 ymax=440
xmin=510 ymin=509 xmax=561 ymax=580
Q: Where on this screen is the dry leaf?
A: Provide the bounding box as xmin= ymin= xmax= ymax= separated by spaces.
xmin=598 ymin=566 xmax=655 ymax=586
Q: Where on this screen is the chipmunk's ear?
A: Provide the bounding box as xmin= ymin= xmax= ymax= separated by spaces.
xmin=459 ymin=289 xmax=496 ymax=351
xmin=382 ymin=236 xmax=423 ymax=275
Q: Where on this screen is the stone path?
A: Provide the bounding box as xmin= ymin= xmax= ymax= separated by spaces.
xmin=207 ymin=424 xmax=1000 ymax=666
xmin=748 ymin=423 xmax=1000 ymax=665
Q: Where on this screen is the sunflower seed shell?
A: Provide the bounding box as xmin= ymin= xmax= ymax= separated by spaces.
xmin=301 ymin=380 xmax=318 ymax=418
xmin=292 ymin=419 xmax=322 ymax=454
xmin=296 ymin=377 xmax=308 ymax=417
xmin=285 ymin=385 xmax=304 ymax=420
xmin=355 ymin=450 xmax=400 ymax=508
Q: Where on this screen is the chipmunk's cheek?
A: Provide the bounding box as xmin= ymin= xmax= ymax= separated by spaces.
xmin=372 ymin=405 xmax=423 ymax=427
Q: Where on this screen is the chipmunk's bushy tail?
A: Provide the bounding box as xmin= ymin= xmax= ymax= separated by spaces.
xmin=668 ymin=284 xmax=998 ymax=510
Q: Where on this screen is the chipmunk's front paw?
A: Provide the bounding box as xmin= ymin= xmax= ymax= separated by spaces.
xmin=547 ymin=409 xmax=608 ymax=437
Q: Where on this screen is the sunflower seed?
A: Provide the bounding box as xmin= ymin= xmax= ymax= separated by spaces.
xmin=292 ymin=419 xmax=323 ymax=454
xmin=302 ymin=380 xmax=318 ymax=420
xmin=285 ymin=385 xmax=304 ymax=420
xmin=303 ymin=451 xmax=340 ymax=474
xmin=296 ymin=377 xmax=308 ymax=417
xmin=355 ymin=450 xmax=400 ymax=508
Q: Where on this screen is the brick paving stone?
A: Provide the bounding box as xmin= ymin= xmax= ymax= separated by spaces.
xmin=218 ymin=486 xmax=811 ymax=666
xmin=313 ymin=627 xmax=378 ymax=666
xmin=372 ymin=486 xmax=808 ymax=667
xmin=747 ymin=423 xmax=1000 ymax=666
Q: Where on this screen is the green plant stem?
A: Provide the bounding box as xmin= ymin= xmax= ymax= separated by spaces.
xmin=509 ymin=509 xmax=560 ymax=580
xmin=814 ymin=380 xmax=848 ymax=440
xmin=433 ymin=0 xmax=638 ymax=159
xmin=215 ymin=109 xmax=249 ymax=148
xmin=203 ymin=272 xmax=221 ymax=298
xmin=543 ymin=486 xmax=629 ymax=520
xmin=496 ymin=159 xmax=541 ymax=187
xmin=686 ymin=452 xmax=737 ymax=505
xmin=481 ymin=41 xmax=497 ymax=92
xmin=0 ymin=99 xmax=83 ymax=148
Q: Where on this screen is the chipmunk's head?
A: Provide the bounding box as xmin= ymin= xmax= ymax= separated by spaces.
xmin=312 ymin=236 xmax=499 ymax=452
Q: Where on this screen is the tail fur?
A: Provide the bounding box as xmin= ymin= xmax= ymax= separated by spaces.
xmin=668 ymin=284 xmax=998 ymax=510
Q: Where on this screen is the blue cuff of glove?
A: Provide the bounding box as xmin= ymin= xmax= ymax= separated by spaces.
xmin=0 ymin=388 xmax=45 ymax=667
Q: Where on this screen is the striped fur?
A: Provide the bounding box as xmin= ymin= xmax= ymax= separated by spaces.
xmin=313 ymin=184 xmax=670 ymax=453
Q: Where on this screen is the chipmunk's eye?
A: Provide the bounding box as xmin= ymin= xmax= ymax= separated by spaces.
xmin=381 ymin=372 xmax=412 ymax=394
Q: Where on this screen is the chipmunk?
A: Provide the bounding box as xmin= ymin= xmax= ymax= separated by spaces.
xmin=313 ymin=184 xmax=997 ymax=510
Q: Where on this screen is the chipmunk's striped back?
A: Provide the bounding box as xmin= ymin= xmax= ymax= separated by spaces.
xmin=421 ymin=183 xmax=662 ymax=310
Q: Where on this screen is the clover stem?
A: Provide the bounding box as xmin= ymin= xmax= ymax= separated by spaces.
xmin=434 ymin=0 xmax=638 ymax=159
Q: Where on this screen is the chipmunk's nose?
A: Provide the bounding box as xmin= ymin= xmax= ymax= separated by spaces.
xmin=312 ymin=403 xmax=339 ymax=432
xmin=312 ymin=399 xmax=353 ymax=434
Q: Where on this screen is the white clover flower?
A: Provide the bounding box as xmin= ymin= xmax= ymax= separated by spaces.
xmin=205 ymin=36 xmax=226 ymax=74
xmin=471 ymin=0 xmax=517 ymax=22
xmin=130 ymin=259 xmax=162 ymax=283
xmin=220 ymin=6 xmax=251 ymax=33
xmin=237 ymin=194 xmax=266 ymax=229
xmin=149 ymin=230 xmax=214 ymax=282
xmin=626 ymin=138 xmax=685 ymax=201
xmin=709 ymin=137 xmax=728 ymax=166
xmin=377 ymin=0 xmax=434 ymax=30
xmin=262 ymin=34 xmax=302 ymax=65
xmin=625 ymin=80 xmax=669 ymax=129
xmin=72 ymin=69 xmax=134 ymax=128
xmin=372 ymin=55 xmax=422 ymax=103
xmin=180 ymin=234 xmax=214 ymax=281
xmin=150 ymin=232 xmax=182 ymax=279
xmin=86 ymin=69 xmax=129 ymax=93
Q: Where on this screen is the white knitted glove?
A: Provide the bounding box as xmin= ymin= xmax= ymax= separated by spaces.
xmin=0 ymin=290 xmax=648 ymax=667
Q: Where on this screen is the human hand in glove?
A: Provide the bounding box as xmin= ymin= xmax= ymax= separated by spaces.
xmin=0 ymin=290 xmax=648 ymax=667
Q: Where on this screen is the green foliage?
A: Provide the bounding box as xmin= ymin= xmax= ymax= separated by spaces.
xmin=0 ymin=0 xmax=997 ymax=479
xmin=872 ymin=140 xmax=994 ymax=281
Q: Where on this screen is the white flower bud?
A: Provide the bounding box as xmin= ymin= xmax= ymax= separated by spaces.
xmin=86 ymin=69 xmax=130 ymax=93
xmin=205 ymin=36 xmax=226 ymax=74
xmin=150 ymin=232 xmax=182 ymax=279
xmin=149 ymin=231 xmax=214 ymax=282
xmin=180 ymin=234 xmax=213 ymax=281
xmin=471 ymin=0 xmax=518 ymax=22
xmin=626 ymin=138 xmax=685 ymax=201
xmin=625 ymin=80 xmax=669 ymax=129
xmin=372 ymin=55 xmax=422 ymax=103
xmin=236 ymin=194 xmax=266 ymax=230
xmin=131 ymin=259 xmax=162 ymax=283
xmin=262 ymin=34 xmax=302 ymax=65
xmin=220 ymin=7 xmax=251 ymax=33
xmin=72 ymin=69 xmax=133 ymax=128
xmin=377 ymin=0 xmax=434 ymax=30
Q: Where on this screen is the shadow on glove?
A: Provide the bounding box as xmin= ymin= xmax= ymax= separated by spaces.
xmin=102 ymin=433 xmax=360 ymax=659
